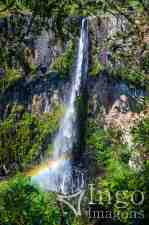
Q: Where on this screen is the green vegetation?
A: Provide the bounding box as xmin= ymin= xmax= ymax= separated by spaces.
xmin=0 ymin=175 xmax=61 ymax=225
xmin=86 ymin=116 xmax=149 ymax=224
xmin=111 ymin=67 xmax=148 ymax=87
xmin=0 ymin=1 xmax=149 ymax=225
xmin=132 ymin=117 xmax=149 ymax=155
xmin=0 ymin=68 xmax=22 ymax=93
xmin=0 ymin=1 xmax=148 ymax=17
xmin=52 ymin=40 xmax=75 ymax=77
xmin=100 ymin=163 xmax=148 ymax=224
xmin=89 ymin=56 xmax=103 ymax=76
xmin=87 ymin=126 xmax=111 ymax=166
xmin=0 ymin=175 xmax=84 ymax=225
xmin=0 ymin=104 xmax=63 ymax=174
xmin=142 ymin=52 xmax=149 ymax=73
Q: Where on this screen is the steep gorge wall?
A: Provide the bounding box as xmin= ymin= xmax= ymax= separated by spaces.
xmin=0 ymin=14 xmax=147 ymax=177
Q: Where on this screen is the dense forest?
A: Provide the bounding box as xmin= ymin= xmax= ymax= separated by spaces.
xmin=0 ymin=1 xmax=149 ymax=225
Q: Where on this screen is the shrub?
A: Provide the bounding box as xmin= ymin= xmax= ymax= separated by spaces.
xmin=0 ymin=68 xmax=22 ymax=93
xmin=0 ymin=175 xmax=61 ymax=225
xmin=52 ymin=40 xmax=75 ymax=77
xmin=0 ymin=104 xmax=63 ymax=174
xmin=132 ymin=118 xmax=149 ymax=152
xmin=111 ymin=67 xmax=148 ymax=87
xmin=89 ymin=57 xmax=103 ymax=76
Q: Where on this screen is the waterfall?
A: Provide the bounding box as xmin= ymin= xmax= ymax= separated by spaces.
xmin=31 ymin=18 xmax=88 ymax=194
xmin=53 ymin=18 xmax=88 ymax=159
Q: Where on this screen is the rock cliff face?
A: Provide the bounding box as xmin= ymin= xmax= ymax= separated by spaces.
xmin=0 ymin=15 xmax=140 ymax=115
xmin=87 ymin=15 xmax=146 ymax=150
xmin=87 ymin=73 xmax=147 ymax=167
xmin=0 ymin=74 xmax=70 ymax=119
xmin=0 ymin=14 xmax=79 ymax=119
xmin=0 ymin=14 xmax=148 ymax=177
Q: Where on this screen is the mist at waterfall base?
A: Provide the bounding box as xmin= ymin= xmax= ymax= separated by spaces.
xmin=29 ymin=18 xmax=88 ymax=194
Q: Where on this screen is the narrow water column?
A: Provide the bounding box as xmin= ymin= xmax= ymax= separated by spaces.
xmin=53 ymin=18 xmax=89 ymax=160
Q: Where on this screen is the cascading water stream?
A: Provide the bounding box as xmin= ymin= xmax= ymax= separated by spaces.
xmin=53 ymin=18 xmax=88 ymax=159
xmin=31 ymin=18 xmax=88 ymax=194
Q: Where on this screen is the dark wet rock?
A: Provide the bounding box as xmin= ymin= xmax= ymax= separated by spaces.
xmin=0 ymin=73 xmax=70 ymax=119
xmin=0 ymin=68 xmax=5 ymax=78
xmin=39 ymin=64 xmax=47 ymax=74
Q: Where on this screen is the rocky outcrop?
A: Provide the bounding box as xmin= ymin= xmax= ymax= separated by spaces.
xmin=87 ymin=72 xmax=146 ymax=144
xmin=0 ymin=14 xmax=78 ymax=77
xmin=0 ymin=74 xmax=70 ymax=119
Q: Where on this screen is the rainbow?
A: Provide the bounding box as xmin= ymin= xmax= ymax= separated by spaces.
xmin=26 ymin=154 xmax=71 ymax=177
